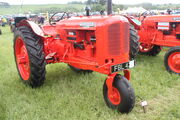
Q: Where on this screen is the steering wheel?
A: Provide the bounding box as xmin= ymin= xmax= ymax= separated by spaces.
xmin=49 ymin=12 xmax=69 ymax=25
xmin=138 ymin=11 xmax=150 ymax=22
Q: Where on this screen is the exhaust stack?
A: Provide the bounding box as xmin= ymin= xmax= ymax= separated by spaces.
xmin=107 ymin=0 xmax=112 ymax=15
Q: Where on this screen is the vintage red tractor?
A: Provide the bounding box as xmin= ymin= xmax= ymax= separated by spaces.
xmin=13 ymin=0 xmax=139 ymax=113
xmin=138 ymin=14 xmax=180 ymax=75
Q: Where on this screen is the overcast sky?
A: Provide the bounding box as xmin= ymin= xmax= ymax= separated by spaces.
xmin=1 ymin=0 xmax=180 ymax=5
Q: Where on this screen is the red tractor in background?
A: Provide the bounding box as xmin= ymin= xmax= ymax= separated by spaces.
xmin=13 ymin=0 xmax=139 ymax=113
xmin=138 ymin=14 xmax=180 ymax=75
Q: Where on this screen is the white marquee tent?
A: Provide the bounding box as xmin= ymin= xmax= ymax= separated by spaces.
xmin=123 ymin=7 xmax=147 ymax=14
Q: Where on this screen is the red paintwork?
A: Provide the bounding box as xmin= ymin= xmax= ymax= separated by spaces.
xmin=17 ymin=15 xmax=134 ymax=98
xmin=108 ymin=87 xmax=121 ymax=105
xmin=138 ymin=15 xmax=180 ymax=74
xmin=139 ymin=15 xmax=180 ymax=47
xmin=123 ymin=15 xmax=140 ymax=30
xmin=123 ymin=69 xmax=131 ymax=80
xmin=41 ymin=15 xmax=131 ymax=74
xmin=168 ymin=52 xmax=180 ymax=73
xmin=15 ymin=37 xmax=30 ymax=80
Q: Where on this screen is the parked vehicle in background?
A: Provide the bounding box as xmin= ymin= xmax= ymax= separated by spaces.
xmin=138 ymin=14 xmax=180 ymax=75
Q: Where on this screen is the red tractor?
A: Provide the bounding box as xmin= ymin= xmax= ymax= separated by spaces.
xmin=13 ymin=0 xmax=139 ymax=113
xmin=138 ymin=14 xmax=180 ymax=75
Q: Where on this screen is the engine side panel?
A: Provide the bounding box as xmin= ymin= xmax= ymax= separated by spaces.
xmin=42 ymin=15 xmax=131 ymax=74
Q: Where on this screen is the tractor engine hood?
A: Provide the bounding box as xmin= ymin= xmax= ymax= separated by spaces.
xmin=55 ymin=15 xmax=129 ymax=30
xmin=41 ymin=15 xmax=129 ymax=36
xmin=144 ymin=15 xmax=180 ymax=23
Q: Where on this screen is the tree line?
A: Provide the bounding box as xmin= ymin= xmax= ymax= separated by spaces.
xmin=1 ymin=0 xmax=179 ymax=15
xmin=0 ymin=2 xmax=10 ymax=7
xmin=68 ymin=0 xmax=180 ymax=11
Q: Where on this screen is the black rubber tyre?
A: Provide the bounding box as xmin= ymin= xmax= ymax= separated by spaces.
xmin=139 ymin=45 xmax=161 ymax=56
xmin=164 ymin=46 xmax=180 ymax=75
xmin=0 ymin=29 xmax=2 ymax=35
xmin=103 ymin=74 xmax=135 ymax=113
xmin=130 ymin=25 xmax=139 ymax=60
xmin=68 ymin=64 xmax=93 ymax=73
xmin=14 ymin=26 xmax=46 ymax=88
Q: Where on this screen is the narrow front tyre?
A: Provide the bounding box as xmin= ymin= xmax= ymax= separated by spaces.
xmin=103 ymin=74 xmax=135 ymax=113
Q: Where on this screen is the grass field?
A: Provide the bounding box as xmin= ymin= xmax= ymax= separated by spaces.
xmin=0 ymin=4 xmax=84 ymax=15
xmin=0 ymin=26 xmax=179 ymax=120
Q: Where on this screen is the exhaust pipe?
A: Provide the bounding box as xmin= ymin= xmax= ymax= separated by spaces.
xmin=107 ymin=0 xmax=112 ymax=15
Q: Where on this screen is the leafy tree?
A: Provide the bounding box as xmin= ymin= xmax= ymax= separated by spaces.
xmin=86 ymin=0 xmax=93 ymax=5
xmin=139 ymin=3 xmax=153 ymax=10
xmin=99 ymin=0 xmax=107 ymax=5
xmin=0 ymin=2 xmax=10 ymax=8
xmin=68 ymin=1 xmax=83 ymax=4
xmin=34 ymin=7 xmax=79 ymax=14
xmin=113 ymin=4 xmax=124 ymax=11
xmin=91 ymin=4 xmax=105 ymax=12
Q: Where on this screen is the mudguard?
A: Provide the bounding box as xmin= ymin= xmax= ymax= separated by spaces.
xmin=17 ymin=19 xmax=44 ymax=37
xmin=123 ymin=16 xmax=141 ymax=30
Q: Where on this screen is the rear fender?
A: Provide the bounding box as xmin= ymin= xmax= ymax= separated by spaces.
xmin=17 ymin=20 xmax=44 ymax=37
xmin=123 ymin=16 xmax=141 ymax=30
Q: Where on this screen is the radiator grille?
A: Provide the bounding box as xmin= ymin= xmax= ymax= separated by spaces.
xmin=108 ymin=23 xmax=120 ymax=55
xmin=121 ymin=22 xmax=129 ymax=53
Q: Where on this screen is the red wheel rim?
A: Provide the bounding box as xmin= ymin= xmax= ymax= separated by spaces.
xmin=168 ymin=52 xmax=180 ymax=73
xmin=139 ymin=43 xmax=153 ymax=52
xmin=108 ymin=87 xmax=121 ymax=105
xmin=15 ymin=37 xmax=30 ymax=80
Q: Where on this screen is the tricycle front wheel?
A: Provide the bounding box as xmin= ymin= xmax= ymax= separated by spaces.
xmin=103 ymin=74 xmax=135 ymax=113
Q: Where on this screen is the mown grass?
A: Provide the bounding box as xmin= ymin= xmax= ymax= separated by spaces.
xmin=0 ymin=4 xmax=84 ymax=15
xmin=0 ymin=26 xmax=179 ymax=120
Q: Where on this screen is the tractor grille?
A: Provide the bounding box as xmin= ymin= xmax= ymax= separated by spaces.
xmin=108 ymin=23 xmax=121 ymax=55
xmin=121 ymin=22 xmax=129 ymax=54
xmin=108 ymin=23 xmax=129 ymax=55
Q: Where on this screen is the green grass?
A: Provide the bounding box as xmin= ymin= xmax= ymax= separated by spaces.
xmin=0 ymin=4 xmax=84 ymax=15
xmin=0 ymin=26 xmax=179 ymax=120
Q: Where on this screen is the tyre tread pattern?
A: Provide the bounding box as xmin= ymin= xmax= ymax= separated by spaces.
xmin=14 ymin=26 xmax=46 ymax=87
xmin=164 ymin=46 xmax=180 ymax=75
xmin=130 ymin=25 xmax=139 ymax=60
xmin=103 ymin=74 xmax=135 ymax=113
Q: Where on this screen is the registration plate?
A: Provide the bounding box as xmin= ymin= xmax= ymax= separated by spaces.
xmin=111 ymin=60 xmax=135 ymax=73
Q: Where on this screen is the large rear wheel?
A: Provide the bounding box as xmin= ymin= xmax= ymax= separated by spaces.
xmin=130 ymin=25 xmax=139 ymax=60
xmin=14 ymin=26 xmax=46 ymax=87
xmin=103 ymin=74 xmax=135 ymax=113
xmin=164 ymin=46 xmax=180 ymax=75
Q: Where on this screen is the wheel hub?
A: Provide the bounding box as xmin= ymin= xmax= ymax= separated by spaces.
xmin=168 ymin=52 xmax=180 ymax=73
xmin=15 ymin=37 xmax=30 ymax=80
xmin=139 ymin=43 xmax=153 ymax=52
xmin=108 ymin=87 xmax=121 ymax=105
